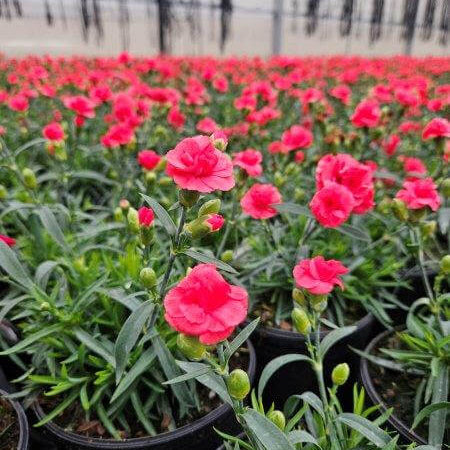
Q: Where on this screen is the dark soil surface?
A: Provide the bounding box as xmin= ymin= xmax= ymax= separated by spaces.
xmin=39 ymin=347 xmax=250 ymax=440
xmin=0 ymin=395 xmax=20 ymax=450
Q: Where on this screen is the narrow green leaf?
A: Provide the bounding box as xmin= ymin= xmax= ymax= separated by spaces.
xmin=114 ymin=300 xmax=154 ymax=383
xmin=287 ymin=429 xmax=319 ymax=446
xmin=74 ymin=328 xmax=115 ymax=367
xmin=141 ymin=194 xmax=176 ymax=236
xmin=0 ymin=323 xmax=62 ymax=355
xmin=429 ymin=365 xmax=449 ymax=447
xmin=275 ymin=203 xmax=313 ymax=218
xmin=319 ymin=326 xmax=356 ymax=359
xmin=34 ymin=389 xmax=79 ymax=427
xmin=337 ymin=224 xmax=371 ymax=242
xmin=224 ymin=318 xmax=259 ymax=361
xmin=36 ymin=207 xmax=69 ymax=251
xmin=0 ymin=240 xmax=33 ymax=289
xmin=182 ymin=249 xmax=238 ymax=274
xmin=337 ymin=413 xmax=391 ymax=447
xmin=163 ymin=366 xmax=212 ymax=385
xmin=412 ymin=402 xmax=450 ymax=430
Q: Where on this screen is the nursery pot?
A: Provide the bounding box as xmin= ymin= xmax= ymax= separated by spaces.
xmin=30 ymin=340 xmax=256 ymax=450
xmin=250 ymin=313 xmax=376 ymax=409
xmin=0 ymin=386 xmax=30 ymax=449
xmin=359 ymin=328 xmax=427 ymax=445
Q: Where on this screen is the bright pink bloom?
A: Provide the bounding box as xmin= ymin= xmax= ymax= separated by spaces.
xmin=233 ymin=149 xmax=263 ymax=177
xmin=42 ymin=122 xmax=64 ymax=142
xmin=382 ymin=134 xmax=401 ymax=156
xmin=167 ymin=106 xmax=185 ymax=130
xmin=206 ymin=214 xmax=225 ymax=231
xmin=0 ymin=235 xmax=16 ymax=247
xmin=63 ymin=95 xmax=95 ymax=118
xmin=101 ymin=124 xmax=134 ymax=148
xmin=329 ymin=84 xmax=351 ymax=105
xmin=315 ymin=154 xmax=375 ymax=214
xmin=138 ymin=207 xmax=154 ymax=227
xmin=310 ymin=182 xmax=355 ymax=228
xmin=268 ymin=141 xmax=288 ymax=154
xmin=396 ymin=178 xmax=441 ymax=212
xmin=196 ymin=117 xmax=218 ymax=134
xmin=164 ymin=264 xmax=248 ymax=345
xmin=402 ymin=157 xmax=426 ymax=175
xmin=138 ymin=150 xmax=161 ymax=170
xmin=8 ymin=94 xmax=28 ymax=112
xmin=351 ymin=99 xmax=381 ymax=128
xmin=295 ymin=151 xmax=305 ymax=163
xmin=293 ymin=256 xmax=348 ymax=295
xmin=281 ymin=125 xmax=313 ymax=151
xmin=422 ymin=118 xmax=450 ymax=140
xmin=399 ymin=120 xmax=421 ymax=134
xmin=166 ymin=135 xmax=234 ymax=193
xmin=240 ymin=183 xmax=282 ymax=219
xmin=213 ymin=77 xmax=229 ymax=93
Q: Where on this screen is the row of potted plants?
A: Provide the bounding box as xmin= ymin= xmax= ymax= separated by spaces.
xmin=0 ymin=53 xmax=448 ymax=449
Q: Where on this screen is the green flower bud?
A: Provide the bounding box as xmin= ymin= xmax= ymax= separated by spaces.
xmin=198 ymin=199 xmax=221 ymax=217
xmin=421 ymin=221 xmax=436 ymax=238
xmin=0 ymin=184 xmax=7 ymax=200
xmin=140 ymin=227 xmax=154 ymax=246
xmin=40 ymin=301 xmax=51 ymax=311
xmin=391 ymin=198 xmax=409 ymax=222
xmin=177 ymin=334 xmax=206 ymax=360
xmin=119 ymin=199 xmax=130 ymax=212
xmin=22 ymin=168 xmax=37 ymax=189
xmin=291 ymin=308 xmax=311 ymax=335
xmin=145 ymin=171 xmax=157 ymax=185
xmin=441 ymin=178 xmax=450 ymax=198
xmin=227 ymin=369 xmax=250 ymax=400
xmin=155 ymin=158 xmax=166 ymax=172
xmin=377 ymin=197 xmax=391 ymax=215
xmin=409 ymin=208 xmax=427 ymax=223
xmin=54 ymin=144 xmax=67 ymax=161
xmin=184 ymin=217 xmax=209 ymax=239
xmin=292 ymin=288 xmax=307 ymax=307
xmin=332 ymin=363 xmax=350 ymax=386
xmin=294 ymin=188 xmax=305 ymax=202
xmin=127 ymin=207 xmax=140 ymax=233
xmin=158 ymin=176 xmax=172 ymax=186
xmin=73 ymin=256 xmax=87 ymax=273
xmin=140 ymin=267 xmax=157 ymax=289
xmin=179 ymin=189 xmax=200 ymax=208
xmin=221 ymin=250 xmax=234 ymax=263
xmin=274 ymin=171 xmax=286 ymax=188
xmin=440 ymin=255 xmax=450 ymax=275
xmin=114 ymin=207 xmax=123 ymax=222
xmin=267 ymin=410 xmax=286 ymax=431
xmin=311 ymin=294 xmax=328 ymax=313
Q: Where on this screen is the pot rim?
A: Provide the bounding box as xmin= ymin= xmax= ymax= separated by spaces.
xmin=251 ymin=312 xmax=374 ymax=343
xmin=359 ymin=327 xmax=427 ymax=445
xmin=0 ymin=387 xmax=29 ymax=450
xmin=31 ymin=339 xmax=256 ymax=449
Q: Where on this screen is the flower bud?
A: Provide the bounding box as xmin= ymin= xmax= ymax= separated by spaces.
xmin=391 ymin=198 xmax=409 ymax=222
xmin=138 ymin=207 xmax=154 ymax=228
xmin=145 ymin=171 xmax=157 ymax=185
xmin=73 ymin=256 xmax=87 ymax=273
xmin=114 ymin=207 xmax=123 ymax=222
xmin=291 ymin=308 xmax=311 ymax=335
xmin=274 ymin=171 xmax=286 ymax=188
xmin=54 ymin=144 xmax=67 ymax=161
xmin=22 ymin=168 xmax=37 ymax=189
xmin=221 ymin=250 xmax=234 ymax=263
xmin=40 ymin=301 xmax=51 ymax=311
xmin=158 ymin=176 xmax=172 ymax=186
xmin=155 ymin=158 xmax=167 ymax=172
xmin=179 ymin=189 xmax=200 ymax=208
xmin=421 ymin=221 xmax=436 ymax=238
xmin=267 ymin=410 xmax=286 ymax=431
xmin=210 ymin=131 xmax=228 ymax=151
xmin=440 ymin=255 xmax=450 ymax=275
xmin=127 ymin=207 xmax=140 ymax=233
xmin=310 ymin=294 xmax=328 ymax=313
xmin=441 ymin=178 xmax=450 ymax=198
xmin=140 ymin=267 xmax=157 ymax=289
xmin=377 ymin=197 xmax=391 ymax=215
xmin=294 ymin=188 xmax=305 ymax=202
xmin=177 ymin=334 xmax=206 ymax=360
xmin=332 ymin=363 xmax=350 ymax=386
xmin=227 ymin=369 xmax=250 ymax=400
xmin=0 ymin=184 xmax=7 ymax=200
xmin=198 ymin=199 xmax=221 ymax=216
xmin=292 ymin=288 xmax=307 ymax=307
xmin=120 ymin=199 xmax=130 ymax=212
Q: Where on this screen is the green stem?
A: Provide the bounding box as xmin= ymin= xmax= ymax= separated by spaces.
xmin=216 ymin=191 xmax=238 ymax=257
xmin=159 ymin=206 xmax=187 ymax=299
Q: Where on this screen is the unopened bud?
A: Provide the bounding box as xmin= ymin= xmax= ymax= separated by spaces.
xmin=332 ymin=363 xmax=350 ymax=386
xmin=227 ymin=369 xmax=250 ymax=401
xmin=179 ymin=190 xmax=200 ymax=208
xmin=421 ymin=221 xmax=436 ymax=238
xmin=22 ymin=168 xmax=37 ymax=189
xmin=158 ymin=176 xmax=172 ymax=186
xmin=391 ymin=198 xmax=409 ymax=222
xmin=292 ymin=288 xmax=307 ymax=307
xmin=114 ymin=207 xmax=123 ymax=222
xmin=120 ymin=199 xmax=130 ymax=212
xmin=127 ymin=207 xmax=140 ymax=233
xmin=294 ymin=188 xmax=305 ymax=202
xmin=291 ymin=308 xmax=311 ymax=335
xmin=73 ymin=256 xmax=87 ymax=273
xmin=0 ymin=184 xmax=7 ymax=200
xmin=440 ymin=255 xmax=450 ymax=275
xmin=198 ymin=199 xmax=221 ymax=216
xmin=221 ymin=250 xmax=233 ymax=263
xmin=177 ymin=334 xmax=206 ymax=360
xmin=267 ymin=410 xmax=286 ymax=431
xmin=441 ymin=178 xmax=450 ymax=198
xmin=311 ymin=294 xmax=328 ymax=313
xmin=145 ymin=171 xmax=157 ymax=185
xmin=274 ymin=171 xmax=286 ymax=188
xmin=140 ymin=267 xmax=157 ymax=289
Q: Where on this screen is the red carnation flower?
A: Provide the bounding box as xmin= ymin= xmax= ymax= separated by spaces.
xmin=0 ymin=235 xmax=16 ymax=247
xmin=138 ymin=150 xmax=161 ymax=171
xmin=422 ymin=118 xmax=450 ymax=140
xmin=351 ymin=99 xmax=381 ymax=128
xmin=166 ymin=135 xmax=234 ymax=193
xmin=138 ymin=207 xmax=154 ymax=227
xmin=164 ymin=264 xmax=248 ymax=345
xmin=293 ymin=256 xmax=348 ymax=295
xmin=281 ymin=125 xmax=313 ymax=151
xmin=396 ymin=178 xmax=441 ymax=212
xmin=240 ymin=183 xmax=282 ymax=220
xmin=43 ymin=122 xmax=65 ymax=142
xmin=233 ymin=149 xmax=263 ymax=177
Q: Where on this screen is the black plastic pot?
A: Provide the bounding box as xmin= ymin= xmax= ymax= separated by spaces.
xmin=359 ymin=328 xmax=426 ymax=445
xmin=250 ymin=314 xmax=376 ymax=409
xmin=0 ymin=385 xmax=30 ymax=449
xmin=30 ymin=340 xmax=256 ymax=450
